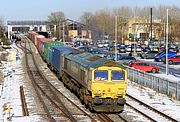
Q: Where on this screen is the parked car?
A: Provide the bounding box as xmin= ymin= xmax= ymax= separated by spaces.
xmin=103 ymin=42 xmax=110 ymax=48
xmin=129 ymin=62 xmax=159 ymax=73
xmin=105 ymin=53 xmax=122 ymax=60
xmin=90 ymin=47 xmax=109 ymax=57
xmin=97 ymin=42 xmax=104 ymax=48
xmin=154 ymin=51 xmax=177 ymax=62
xmin=118 ymin=45 xmax=126 ymax=53
xmin=165 ymin=55 xmax=180 ymax=65
xmin=76 ymin=46 xmax=92 ymax=52
xmin=116 ymin=55 xmax=136 ymax=64
xmin=136 ymin=45 xmax=142 ymax=52
xmin=126 ymin=45 xmax=132 ymax=52
xmin=126 ymin=45 xmax=142 ymax=52
xmin=140 ymin=51 xmax=159 ymax=59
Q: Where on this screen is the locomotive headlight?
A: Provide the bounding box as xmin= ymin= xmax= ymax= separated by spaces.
xmin=117 ymin=92 xmax=123 ymax=96
xmin=117 ymin=92 xmax=123 ymax=95
xmin=94 ymin=90 xmax=101 ymax=96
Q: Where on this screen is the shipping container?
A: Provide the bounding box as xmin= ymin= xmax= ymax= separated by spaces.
xmin=37 ymin=38 xmax=53 ymax=55
xmin=50 ymin=46 xmax=73 ymax=74
xmin=31 ymin=33 xmax=38 ymax=43
xmin=35 ymin=35 xmax=45 ymax=46
xmin=43 ymin=41 xmax=64 ymax=64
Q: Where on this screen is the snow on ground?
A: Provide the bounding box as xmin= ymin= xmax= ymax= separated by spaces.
xmin=0 ymin=43 xmax=180 ymax=122
xmin=127 ymin=80 xmax=180 ymax=121
xmin=0 ymin=45 xmax=42 ymax=122
xmin=153 ymin=73 xmax=180 ymax=83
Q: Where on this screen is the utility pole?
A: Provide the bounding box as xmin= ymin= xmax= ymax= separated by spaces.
xmin=63 ymin=22 xmax=65 ymax=42
xmin=115 ymin=16 xmax=118 ymax=61
xmin=150 ymin=8 xmax=153 ymax=41
xmin=58 ymin=22 xmax=60 ymax=40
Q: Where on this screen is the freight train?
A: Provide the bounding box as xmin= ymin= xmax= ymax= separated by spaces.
xmin=27 ymin=32 xmax=127 ymax=113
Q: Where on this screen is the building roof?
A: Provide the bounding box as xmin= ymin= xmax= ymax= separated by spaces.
xmin=7 ymin=21 xmax=52 ymax=25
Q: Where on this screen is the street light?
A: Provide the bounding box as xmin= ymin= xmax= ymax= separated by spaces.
xmin=63 ymin=22 xmax=65 ymax=42
xmin=115 ymin=16 xmax=118 ymax=61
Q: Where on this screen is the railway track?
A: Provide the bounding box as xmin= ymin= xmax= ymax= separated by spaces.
xmin=97 ymin=113 xmax=114 ymax=122
xmin=17 ymin=40 xmax=97 ymax=121
xmin=16 ymin=38 xmax=130 ymax=122
xmin=126 ymin=93 xmax=178 ymax=122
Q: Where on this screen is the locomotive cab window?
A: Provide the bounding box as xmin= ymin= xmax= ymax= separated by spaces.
xmin=94 ymin=70 xmax=108 ymax=81
xmin=111 ymin=71 xmax=125 ymax=81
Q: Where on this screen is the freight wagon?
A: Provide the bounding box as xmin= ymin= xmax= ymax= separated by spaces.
xmin=42 ymin=41 xmax=64 ymax=64
xmin=49 ymin=46 xmax=75 ymax=77
xmin=37 ymin=38 xmax=53 ymax=55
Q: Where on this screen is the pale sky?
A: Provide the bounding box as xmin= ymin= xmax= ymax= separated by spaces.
xmin=0 ymin=0 xmax=179 ymax=22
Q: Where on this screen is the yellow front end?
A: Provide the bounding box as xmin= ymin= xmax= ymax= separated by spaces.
xmin=91 ymin=66 xmax=127 ymax=112
xmin=92 ymin=66 xmax=127 ymax=98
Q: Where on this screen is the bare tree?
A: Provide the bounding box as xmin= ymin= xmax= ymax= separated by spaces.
xmin=48 ymin=11 xmax=65 ymax=39
xmin=80 ymin=12 xmax=94 ymax=25
xmin=0 ymin=17 xmax=8 ymax=45
xmin=79 ymin=5 xmax=180 ymax=42
xmin=0 ymin=17 xmax=4 ymax=39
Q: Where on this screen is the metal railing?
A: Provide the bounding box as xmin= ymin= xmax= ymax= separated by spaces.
xmin=126 ymin=66 xmax=180 ymax=100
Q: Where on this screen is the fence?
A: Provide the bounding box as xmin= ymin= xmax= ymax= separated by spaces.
xmin=126 ymin=66 xmax=180 ymax=100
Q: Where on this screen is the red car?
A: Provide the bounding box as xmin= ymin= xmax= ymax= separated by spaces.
xmin=167 ymin=55 xmax=180 ymax=65
xmin=129 ymin=62 xmax=159 ymax=73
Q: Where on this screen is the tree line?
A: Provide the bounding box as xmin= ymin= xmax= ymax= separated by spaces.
xmin=0 ymin=17 xmax=8 ymax=45
xmin=47 ymin=6 xmax=179 ymax=42
xmin=79 ymin=5 xmax=180 ymax=41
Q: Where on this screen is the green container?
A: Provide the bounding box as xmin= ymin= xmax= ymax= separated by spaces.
xmin=43 ymin=41 xmax=64 ymax=63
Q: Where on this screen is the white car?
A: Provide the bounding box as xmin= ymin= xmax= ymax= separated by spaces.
xmin=126 ymin=46 xmax=132 ymax=52
xmin=126 ymin=45 xmax=142 ymax=52
xmin=136 ymin=46 xmax=142 ymax=52
xmin=97 ymin=43 xmax=104 ymax=48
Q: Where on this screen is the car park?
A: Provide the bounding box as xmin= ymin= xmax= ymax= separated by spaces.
xmin=129 ymin=62 xmax=159 ymax=73
xmin=116 ymin=55 xmax=136 ymax=64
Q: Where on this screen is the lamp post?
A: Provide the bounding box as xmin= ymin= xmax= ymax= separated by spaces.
xmin=63 ymin=22 xmax=65 ymax=42
xmin=115 ymin=16 xmax=118 ymax=61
